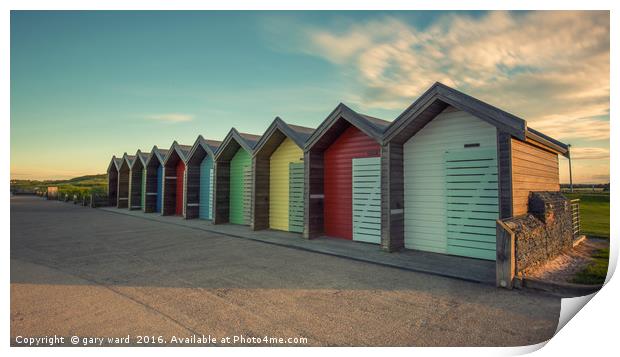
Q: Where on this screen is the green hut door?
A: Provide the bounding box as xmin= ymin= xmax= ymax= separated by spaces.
xmin=229 ymin=148 xmax=251 ymax=225
xmin=288 ymin=162 xmax=304 ymax=233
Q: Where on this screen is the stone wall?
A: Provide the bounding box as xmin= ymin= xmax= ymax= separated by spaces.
xmin=503 ymin=191 xmax=573 ymax=275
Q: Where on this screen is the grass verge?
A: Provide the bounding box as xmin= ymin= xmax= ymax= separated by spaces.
xmin=571 ymin=248 xmax=609 ymax=285
xmin=563 ymin=192 xmax=610 ymax=239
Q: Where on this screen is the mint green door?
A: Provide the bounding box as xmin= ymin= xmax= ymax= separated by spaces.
xmin=352 ymin=157 xmax=381 ymax=244
xmin=445 ymin=148 xmax=498 ymax=260
xmin=229 ymin=148 xmax=251 ymax=225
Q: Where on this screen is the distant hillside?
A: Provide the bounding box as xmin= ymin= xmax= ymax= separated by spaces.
xmin=11 ymin=174 xmax=107 ymax=197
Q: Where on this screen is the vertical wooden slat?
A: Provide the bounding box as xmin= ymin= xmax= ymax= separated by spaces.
xmin=251 ymin=156 xmax=270 ymax=230
xmin=381 ymin=142 xmax=404 ymax=252
xmin=213 ymin=161 xmax=230 ymax=224
xmin=497 ymin=130 xmax=513 ymax=219
xmin=304 ymin=150 xmax=324 ymax=239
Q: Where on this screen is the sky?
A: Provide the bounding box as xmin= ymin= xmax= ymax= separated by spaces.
xmin=10 ymin=10 xmax=609 ymax=183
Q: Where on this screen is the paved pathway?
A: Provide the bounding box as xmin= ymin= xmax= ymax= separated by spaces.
xmin=101 ymin=206 xmax=496 ymax=284
xmin=11 ymin=196 xmax=560 ymax=346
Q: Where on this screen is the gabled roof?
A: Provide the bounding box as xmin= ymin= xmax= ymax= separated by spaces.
xmin=383 ymin=82 xmax=568 ymax=156
xmin=253 ymin=117 xmax=315 ymax=157
xmin=107 ymin=155 xmax=122 ymax=173
xmin=187 ymin=135 xmax=222 ymax=161
xmin=163 ymin=141 xmax=192 ymax=165
xmin=304 ymin=103 xmax=390 ymax=152
xmin=120 ymin=153 xmax=136 ymax=170
xmin=145 ymin=145 xmax=168 ymax=167
xmin=214 ymin=128 xmax=261 ymax=162
xmin=131 ymin=149 xmax=149 ymax=168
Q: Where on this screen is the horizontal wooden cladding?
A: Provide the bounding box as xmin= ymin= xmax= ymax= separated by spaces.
xmin=511 ymin=138 xmax=560 ymax=216
xmin=324 ymin=126 xmax=381 ymax=240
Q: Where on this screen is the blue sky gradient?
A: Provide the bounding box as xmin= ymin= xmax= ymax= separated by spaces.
xmin=11 ymin=11 xmax=609 ymax=182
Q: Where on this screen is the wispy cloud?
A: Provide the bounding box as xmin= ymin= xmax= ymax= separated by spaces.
xmin=296 ymin=11 xmax=609 ymax=143
xmin=569 ymin=147 xmax=610 ymax=160
xmin=143 ymin=113 xmax=194 ymax=123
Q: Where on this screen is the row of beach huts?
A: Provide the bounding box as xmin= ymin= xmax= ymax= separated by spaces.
xmin=106 ymin=83 xmax=569 ymax=262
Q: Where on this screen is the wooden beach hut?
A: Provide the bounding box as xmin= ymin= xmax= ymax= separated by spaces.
xmin=251 ymin=117 xmax=314 ymax=233
xmin=184 ymin=135 xmax=221 ymax=220
xmin=143 ymin=146 xmax=168 ymax=213
xmin=213 ymin=129 xmax=261 ymax=225
xmin=162 ymin=142 xmax=192 ymax=216
xmin=304 ymin=104 xmax=390 ymax=243
xmin=381 ymin=82 xmax=569 ymax=259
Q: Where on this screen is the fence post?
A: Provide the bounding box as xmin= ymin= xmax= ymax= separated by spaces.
xmin=496 ymin=220 xmax=515 ymax=289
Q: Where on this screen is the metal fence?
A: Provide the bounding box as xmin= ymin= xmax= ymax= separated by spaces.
xmin=570 ymin=199 xmax=581 ymax=238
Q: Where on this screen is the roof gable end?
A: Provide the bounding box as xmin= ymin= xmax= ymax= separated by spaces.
xmin=384 ymin=82 xmax=527 ymax=144
xmin=304 ymin=103 xmax=389 ymax=152
xmin=253 ymin=117 xmax=315 ymax=157
xmin=214 ymin=128 xmax=261 ymax=161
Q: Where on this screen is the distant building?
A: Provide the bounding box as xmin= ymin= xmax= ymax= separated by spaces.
xmin=47 ymin=186 xmax=59 ymax=200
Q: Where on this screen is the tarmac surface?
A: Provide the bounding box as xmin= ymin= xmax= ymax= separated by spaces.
xmin=10 ymin=196 xmax=561 ymax=346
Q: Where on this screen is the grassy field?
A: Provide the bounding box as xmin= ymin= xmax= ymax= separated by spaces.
xmin=11 ymin=174 xmax=107 ymax=199
xmin=564 ymin=192 xmax=610 ymax=239
xmin=572 ymin=248 xmax=609 ymax=285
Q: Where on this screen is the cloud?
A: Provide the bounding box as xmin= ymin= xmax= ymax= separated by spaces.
xmin=143 ymin=113 xmax=194 ymax=123
xmin=569 ymin=147 xmax=610 ymax=160
xmin=299 ymin=11 xmax=609 ymax=142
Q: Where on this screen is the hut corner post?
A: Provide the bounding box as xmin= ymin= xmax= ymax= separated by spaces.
xmin=496 ymin=220 xmax=516 ymax=289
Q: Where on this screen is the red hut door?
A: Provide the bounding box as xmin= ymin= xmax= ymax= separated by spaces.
xmin=323 ymin=126 xmax=380 ymax=240
xmin=175 ymin=160 xmax=185 ymax=216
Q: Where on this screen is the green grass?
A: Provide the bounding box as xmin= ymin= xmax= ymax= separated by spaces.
xmin=564 ymin=192 xmax=610 ymax=239
xmin=572 ymin=248 xmax=609 ymax=285
xmin=11 ymin=174 xmax=108 ymax=199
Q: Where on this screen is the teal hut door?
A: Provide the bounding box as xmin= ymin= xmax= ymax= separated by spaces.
xmin=445 ymin=148 xmax=498 ymax=260
xmin=199 ymin=156 xmax=213 ymax=220
xmin=352 ymin=157 xmax=381 ymax=244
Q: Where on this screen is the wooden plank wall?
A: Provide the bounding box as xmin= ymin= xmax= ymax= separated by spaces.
xmin=108 ymin=171 xmax=118 ymax=207
xmin=129 ymin=164 xmax=143 ymax=210
xmin=162 ymin=165 xmax=177 ymax=215
xmin=497 ymin=131 xmax=513 ymax=219
xmin=304 ymin=150 xmax=324 ymax=239
xmin=184 ymin=163 xmax=201 ymax=219
xmin=213 ymin=161 xmax=230 ymax=224
xmin=251 ymin=157 xmax=270 ymax=230
xmin=511 ymin=139 xmax=560 ymax=216
xmin=143 ymin=164 xmax=158 ymax=213
xmin=117 ymin=167 xmax=130 ymax=209
xmin=380 ymin=142 xmax=404 ymax=252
